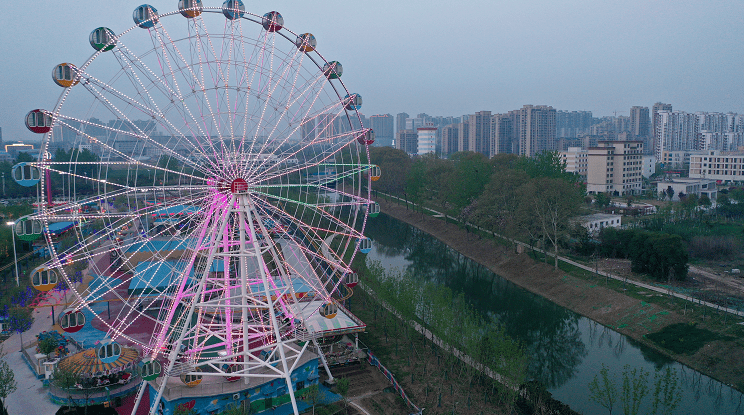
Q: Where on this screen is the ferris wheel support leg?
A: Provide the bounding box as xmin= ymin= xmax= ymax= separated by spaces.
xmin=130 ymin=379 xmax=149 ymax=415
xmin=313 ymin=337 xmax=334 ymax=384
xmin=148 ymin=207 xmax=231 ymax=415
xmin=242 ymin=195 xmax=301 ymax=415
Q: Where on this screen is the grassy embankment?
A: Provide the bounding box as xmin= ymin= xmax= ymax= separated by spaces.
xmin=374 ymin=197 xmax=744 ymax=392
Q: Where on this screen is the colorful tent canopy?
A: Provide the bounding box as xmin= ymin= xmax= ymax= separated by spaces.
xmin=58 ymin=346 xmax=139 ymax=378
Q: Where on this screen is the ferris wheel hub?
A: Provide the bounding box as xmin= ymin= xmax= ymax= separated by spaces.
xmin=230 ymin=178 xmax=249 ymax=194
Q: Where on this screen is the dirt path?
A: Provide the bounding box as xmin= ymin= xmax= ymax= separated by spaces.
xmin=375 ymin=198 xmax=744 ymax=391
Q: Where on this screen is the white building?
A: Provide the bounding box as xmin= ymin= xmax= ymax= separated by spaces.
xmin=689 ymin=150 xmax=744 ymax=183
xmin=417 ymin=126 xmax=436 ymax=155
xmin=642 ymin=155 xmax=656 ymax=178
xmin=578 ymin=213 xmax=622 ymax=235
xmin=559 ymin=147 xmax=588 ymax=177
xmin=657 ymin=178 xmax=717 ymax=202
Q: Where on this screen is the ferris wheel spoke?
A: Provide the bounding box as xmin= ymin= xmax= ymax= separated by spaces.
xmin=145 ymin=22 xmax=231 ymax=169
xmin=64 ymin=85 xmax=208 ymax=175
xmin=84 ymin=53 xmax=220 ymax=170
xmin=245 ymin=40 xmax=310 ymax=166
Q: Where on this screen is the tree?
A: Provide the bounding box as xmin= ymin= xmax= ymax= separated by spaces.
xmin=521 ymin=177 xmax=583 ymax=269
xmin=595 ymin=192 xmax=611 ymax=208
xmin=300 ymin=383 xmax=323 ymax=415
xmin=38 ymin=335 xmax=58 ymax=356
xmin=473 ymin=168 xmax=530 ymax=246
xmin=441 ymin=151 xmax=490 ymax=213
xmin=651 ymin=367 xmax=681 ymax=415
xmin=7 ymin=308 xmax=33 ymax=352
xmin=336 ymin=377 xmax=350 ymax=414
xmin=589 ymin=364 xmax=617 ymax=415
xmin=53 ymin=365 xmax=82 ymax=410
xmin=698 ymin=194 xmax=711 ymax=207
xmin=620 ymin=365 xmax=649 ymax=415
xmin=665 ymin=186 xmax=674 ymax=201
xmin=368 ymin=147 xmax=411 ymax=195
xmin=0 ymin=347 xmax=17 ymax=415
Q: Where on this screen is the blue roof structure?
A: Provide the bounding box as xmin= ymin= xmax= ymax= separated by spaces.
xmin=46 ymin=222 xmax=75 ymax=236
xmin=151 ymin=205 xmax=199 ymax=217
xmin=128 ymin=260 xmax=195 ymax=294
xmin=125 ymin=238 xmax=194 ymax=253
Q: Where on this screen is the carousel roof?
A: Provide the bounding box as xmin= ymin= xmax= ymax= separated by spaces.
xmin=58 ymin=346 xmax=139 ymax=377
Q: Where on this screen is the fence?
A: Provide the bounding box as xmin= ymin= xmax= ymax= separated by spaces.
xmin=366 ymin=350 xmax=423 ymax=415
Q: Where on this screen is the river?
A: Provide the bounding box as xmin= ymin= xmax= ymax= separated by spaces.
xmin=363 ymin=213 xmax=744 ymax=415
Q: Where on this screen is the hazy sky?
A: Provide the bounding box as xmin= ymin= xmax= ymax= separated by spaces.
xmin=2 ymin=0 xmax=743 ymax=142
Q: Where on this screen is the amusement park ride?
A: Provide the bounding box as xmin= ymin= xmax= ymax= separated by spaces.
xmin=16 ymin=1 xmax=383 ymax=414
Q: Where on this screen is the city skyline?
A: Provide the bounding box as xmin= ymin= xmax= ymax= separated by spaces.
xmin=2 ymin=1 xmax=743 ymax=144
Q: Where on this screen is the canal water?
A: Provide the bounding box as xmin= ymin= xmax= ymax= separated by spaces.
xmin=363 ymin=213 xmax=744 ymax=415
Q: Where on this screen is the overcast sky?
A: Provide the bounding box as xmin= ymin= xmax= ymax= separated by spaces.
xmin=2 ymin=0 xmax=743 ymax=142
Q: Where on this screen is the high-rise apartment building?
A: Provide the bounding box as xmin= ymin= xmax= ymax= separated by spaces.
xmin=629 ymin=106 xmax=650 ymax=138
xmin=396 ymin=129 xmax=418 ymax=155
xmin=417 ymin=126 xmax=437 ymax=155
xmin=395 ymin=113 xmax=409 ymax=135
xmin=441 ymin=124 xmax=459 ymax=156
xmin=456 ymin=121 xmax=470 ymax=154
xmin=301 ymin=118 xmax=315 ymax=142
xmin=654 ymin=110 xmax=699 ymax=159
xmin=556 ymin=110 xmax=594 ymax=138
xmin=652 ymin=102 xmax=672 ymax=143
xmin=519 ymin=105 xmax=556 ymax=158
xmin=490 ymin=114 xmax=514 ymax=156
xmin=370 ymin=114 xmax=394 ymax=147
xmin=587 ymin=141 xmax=644 ymax=195
xmin=467 ymin=111 xmax=491 ymax=157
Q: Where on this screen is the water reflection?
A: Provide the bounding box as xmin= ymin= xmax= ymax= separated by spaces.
xmin=364 ymin=213 xmax=744 ymax=415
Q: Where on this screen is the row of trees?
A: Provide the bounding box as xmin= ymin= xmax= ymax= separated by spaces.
xmin=362 ymin=261 xmax=528 ymax=408
xmin=597 ymin=228 xmax=689 ymax=281
xmin=370 ymin=147 xmax=585 ymax=269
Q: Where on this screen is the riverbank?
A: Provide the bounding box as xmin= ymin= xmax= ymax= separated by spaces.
xmin=374 ymin=198 xmax=744 ymax=392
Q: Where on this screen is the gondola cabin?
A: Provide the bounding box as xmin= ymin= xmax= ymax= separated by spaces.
xmin=14 ymin=217 xmax=42 ymax=242
xmin=31 ymin=266 xmax=58 ymax=292
xmin=221 ymin=0 xmax=244 ymax=20
xmin=261 ymin=11 xmax=283 ymax=32
xmin=368 ymin=202 xmax=380 ymax=218
xmin=89 ymin=27 xmax=116 ymax=52
xmin=178 ymin=0 xmax=203 ymax=18
xmin=357 ymin=129 xmax=375 ymax=145
xmin=295 ymin=33 xmax=316 ymax=52
xmin=322 ymin=61 xmax=343 ymax=79
xmin=52 ymin=63 xmax=79 ymax=87
xmin=139 ymin=358 xmax=161 ymax=381
xmin=97 ymin=339 xmax=122 ymax=364
xmin=12 ymin=163 xmax=41 ymax=187
xmin=358 ymin=237 xmax=372 ymax=254
xmin=370 ymin=165 xmax=381 ymax=181
xmin=223 ymin=363 xmax=240 ymax=382
xmin=319 ymin=302 xmax=338 ymax=319
xmin=181 ymin=368 xmax=203 ymax=387
xmin=25 ymin=110 xmax=52 ymax=134
xmin=344 ymin=93 xmax=362 ymax=111
xmin=133 ymin=4 xmax=159 ymax=28
xmin=345 ymin=272 xmax=359 ymax=288
xmin=59 ymin=309 xmax=86 ymax=333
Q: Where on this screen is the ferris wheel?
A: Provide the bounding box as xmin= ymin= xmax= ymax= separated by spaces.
xmin=19 ymin=1 xmax=379 ymax=414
